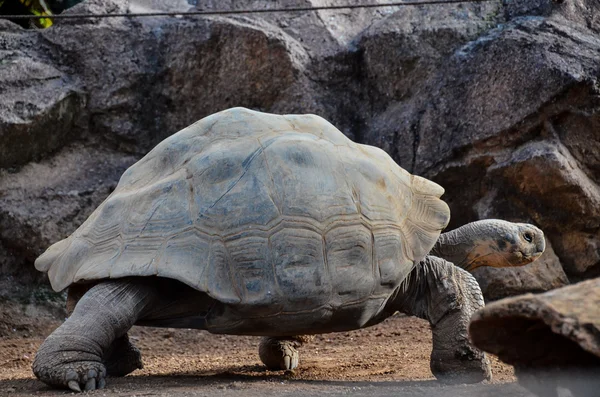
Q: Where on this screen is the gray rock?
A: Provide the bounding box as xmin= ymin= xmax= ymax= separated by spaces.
xmin=501 ymin=0 xmax=554 ymax=20
xmin=551 ymin=231 xmax=600 ymax=281
xmin=0 ymin=145 xmax=137 ymax=280
xmin=194 ymin=0 xmax=406 ymax=56
xmin=470 ymin=278 xmax=600 ymax=397
xmin=554 ymin=0 xmax=600 ymax=34
xmin=357 ymin=1 xmax=504 ymax=167
xmin=358 ymin=2 xmax=504 ymax=109
xmin=489 ymin=141 xmax=600 ymax=231
xmin=24 ymin=0 xmax=310 ymax=155
xmin=0 ymin=53 xmax=83 ymax=168
xmin=414 ymin=17 xmax=600 ymax=175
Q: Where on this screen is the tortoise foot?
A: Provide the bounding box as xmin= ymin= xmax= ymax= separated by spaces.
xmin=431 ymin=312 xmax=491 ymax=384
xmin=33 ymin=355 xmax=107 ymax=392
xmin=430 ymin=342 xmax=492 ymax=384
xmin=33 ymin=333 xmax=107 ymax=392
xmin=259 ymin=337 xmax=301 ymax=370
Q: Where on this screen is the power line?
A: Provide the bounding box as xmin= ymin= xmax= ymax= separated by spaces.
xmin=2 ymin=0 xmax=495 ymax=20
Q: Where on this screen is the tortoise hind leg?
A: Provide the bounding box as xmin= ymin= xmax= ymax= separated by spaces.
xmin=103 ymin=334 xmax=143 ymax=377
xmin=33 ymin=278 xmax=159 ymax=392
xmin=390 ymin=256 xmax=491 ymax=383
xmin=259 ymin=335 xmax=314 ymax=370
xmin=67 ymin=285 xmax=144 ymax=377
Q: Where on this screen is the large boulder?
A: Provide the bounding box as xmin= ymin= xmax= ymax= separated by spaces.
xmin=469 ymin=278 xmax=600 ymax=397
xmin=36 ymin=0 xmax=312 ymax=154
xmin=357 ymin=1 xmax=503 ymax=165
xmin=415 ymin=18 xmax=598 ymax=176
xmin=0 ymin=23 xmax=83 ymax=169
xmin=358 ymin=2 xmax=503 ymax=109
xmin=0 ymin=145 xmax=137 ymax=281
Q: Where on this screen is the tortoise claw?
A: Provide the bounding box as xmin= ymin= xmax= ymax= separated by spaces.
xmin=68 ymin=380 xmax=81 ymax=392
xmin=85 ymin=378 xmax=96 ymax=391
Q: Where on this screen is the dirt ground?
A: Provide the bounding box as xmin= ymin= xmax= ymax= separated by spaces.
xmin=0 ymin=301 xmax=529 ymax=397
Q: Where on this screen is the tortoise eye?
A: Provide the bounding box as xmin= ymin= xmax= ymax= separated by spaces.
xmin=523 ymin=232 xmax=533 ymax=243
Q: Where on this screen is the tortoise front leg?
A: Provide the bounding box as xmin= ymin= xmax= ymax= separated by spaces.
xmin=390 ymin=256 xmax=491 ymax=383
xmin=259 ymin=335 xmax=315 ymax=370
xmin=33 ymin=278 xmax=157 ymax=392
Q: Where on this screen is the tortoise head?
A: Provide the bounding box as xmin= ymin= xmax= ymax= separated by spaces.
xmin=462 ymin=220 xmax=545 ymax=271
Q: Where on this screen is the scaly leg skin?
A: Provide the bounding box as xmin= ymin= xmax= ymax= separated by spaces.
xmin=32 ymin=279 xmax=157 ymax=392
xmin=259 ymin=335 xmax=315 ymax=370
xmin=390 ymin=256 xmax=491 ymax=384
xmin=103 ymin=334 xmax=143 ymax=377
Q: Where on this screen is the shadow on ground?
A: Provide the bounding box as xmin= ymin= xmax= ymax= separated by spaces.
xmin=1 ymin=368 xmax=534 ymax=397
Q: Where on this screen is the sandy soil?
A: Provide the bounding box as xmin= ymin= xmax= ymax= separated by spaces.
xmin=0 ymin=300 xmax=526 ymax=397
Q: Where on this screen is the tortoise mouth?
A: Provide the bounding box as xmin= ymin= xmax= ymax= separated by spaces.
xmin=520 ymin=251 xmax=543 ymax=263
xmin=465 ymin=250 xmax=540 ymax=271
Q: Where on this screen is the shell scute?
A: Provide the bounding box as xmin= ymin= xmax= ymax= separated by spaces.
xmin=157 ymin=230 xmax=211 ymax=287
xmin=226 ymin=235 xmax=276 ymax=307
xmin=270 ymin=227 xmax=331 ymax=309
xmin=372 ymin=229 xmax=409 ymax=289
xmin=262 ymin=135 xmax=356 ymax=223
xmin=326 ymin=224 xmax=374 ymax=304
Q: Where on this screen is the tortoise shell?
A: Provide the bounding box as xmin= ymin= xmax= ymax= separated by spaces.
xmin=36 ymin=108 xmax=449 ymax=330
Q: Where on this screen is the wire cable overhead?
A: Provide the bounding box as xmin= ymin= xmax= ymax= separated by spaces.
xmin=1 ymin=0 xmax=495 ymax=21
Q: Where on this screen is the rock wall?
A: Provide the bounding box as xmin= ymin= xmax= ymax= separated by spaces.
xmin=1 ymin=0 xmax=598 ymax=300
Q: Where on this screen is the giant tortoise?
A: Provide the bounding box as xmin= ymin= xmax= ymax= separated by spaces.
xmin=33 ymin=107 xmax=545 ymax=391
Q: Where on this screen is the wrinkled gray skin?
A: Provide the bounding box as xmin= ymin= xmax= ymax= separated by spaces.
xmin=260 ymin=219 xmax=545 ymax=372
xmin=33 ymin=219 xmax=544 ymax=392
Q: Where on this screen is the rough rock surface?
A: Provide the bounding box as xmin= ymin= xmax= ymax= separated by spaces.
xmin=0 ymin=145 xmax=137 ymax=282
xmin=469 ymin=278 xmax=600 ymax=396
xmin=0 ymin=46 xmax=83 ymax=169
xmin=1 ymin=0 xmax=599 ymax=298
